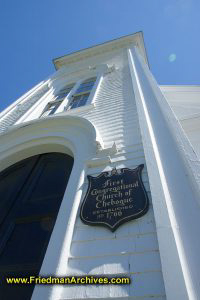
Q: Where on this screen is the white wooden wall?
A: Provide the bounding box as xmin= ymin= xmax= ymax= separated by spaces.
xmin=0 ymin=48 xmax=174 ymax=299
xmin=161 ymin=85 xmax=200 ymax=160
xmin=58 ymin=50 xmax=166 ymax=299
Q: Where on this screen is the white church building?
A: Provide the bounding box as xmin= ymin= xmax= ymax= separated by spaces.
xmin=0 ymin=32 xmax=200 ymax=300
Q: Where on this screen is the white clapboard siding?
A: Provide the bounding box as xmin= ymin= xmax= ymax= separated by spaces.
xmin=60 ymin=53 xmax=165 ymax=300
xmin=0 ymin=84 xmax=49 ymax=133
xmin=1 ymin=48 xmax=166 ymax=299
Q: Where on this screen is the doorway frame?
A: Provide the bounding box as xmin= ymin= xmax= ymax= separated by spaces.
xmin=0 ymin=115 xmax=100 ymax=300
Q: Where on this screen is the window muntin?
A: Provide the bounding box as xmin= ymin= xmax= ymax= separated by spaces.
xmin=41 ymin=77 xmax=96 ymax=116
xmin=68 ymin=77 xmax=96 ymax=111
xmin=68 ymin=93 xmax=90 ymax=110
xmin=40 ymin=101 xmax=62 ymax=117
xmin=40 ymin=83 xmax=74 ymax=117
xmin=75 ymin=78 xmax=96 ymax=94
xmin=57 ymin=84 xmax=74 ymax=98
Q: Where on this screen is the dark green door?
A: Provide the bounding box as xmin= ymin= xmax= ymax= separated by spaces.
xmin=0 ymin=153 xmax=74 ymax=299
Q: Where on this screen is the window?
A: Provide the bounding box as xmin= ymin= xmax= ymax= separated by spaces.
xmin=67 ymin=77 xmax=96 ymax=110
xmin=68 ymin=93 xmax=89 ymax=110
xmin=40 ymin=101 xmax=62 ymax=117
xmin=40 ymin=77 xmax=97 ymax=116
xmin=55 ymin=84 xmax=74 ymax=100
xmin=75 ymin=77 xmax=96 ymax=94
xmin=40 ymin=83 xmax=74 ymax=117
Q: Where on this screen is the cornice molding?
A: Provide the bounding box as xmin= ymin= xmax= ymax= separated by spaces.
xmin=53 ymin=32 xmax=148 ymax=70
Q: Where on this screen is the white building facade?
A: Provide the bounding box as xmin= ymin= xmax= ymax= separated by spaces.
xmin=0 ymin=32 xmax=200 ymax=300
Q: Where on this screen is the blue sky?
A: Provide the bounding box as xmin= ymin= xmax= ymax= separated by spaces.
xmin=0 ymin=0 xmax=200 ymax=112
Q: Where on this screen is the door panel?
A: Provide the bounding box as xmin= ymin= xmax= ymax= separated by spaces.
xmin=0 ymin=218 xmax=53 ymax=270
xmin=0 ymin=156 xmax=39 ymax=226
xmin=0 ymin=153 xmax=74 ymax=299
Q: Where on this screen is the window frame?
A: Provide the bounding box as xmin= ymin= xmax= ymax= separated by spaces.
xmin=67 ymin=93 xmax=90 ymax=110
xmin=74 ymin=77 xmax=97 ymax=95
xmin=40 ymin=82 xmax=76 ymax=117
xmin=67 ymin=77 xmax=96 ymax=111
xmin=65 ymin=69 xmax=104 ymax=112
xmin=40 ymin=64 xmax=109 ymax=117
xmin=40 ymin=99 xmax=63 ymax=117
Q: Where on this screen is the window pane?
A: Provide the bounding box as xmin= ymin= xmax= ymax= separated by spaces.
xmin=41 ymin=110 xmax=52 ymax=117
xmin=70 ymin=101 xmax=78 ymax=109
xmin=81 ymin=95 xmax=89 ymax=106
xmin=41 ymin=101 xmax=62 ymax=117
xmin=84 ymin=77 xmax=96 ymax=84
xmin=60 ymin=84 xmax=74 ymax=93
xmin=57 ymin=84 xmax=74 ymax=97
xmin=69 ymin=97 xmax=80 ymax=109
xmin=55 ymin=95 xmax=65 ymax=101
xmin=49 ymin=103 xmax=57 ymax=109
xmin=69 ymin=93 xmax=89 ymax=110
xmin=76 ymin=78 xmax=96 ymax=94
xmin=76 ymin=86 xmax=92 ymax=93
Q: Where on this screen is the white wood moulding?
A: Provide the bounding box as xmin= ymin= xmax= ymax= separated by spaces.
xmin=128 ymin=46 xmax=200 ymax=300
xmin=53 ymin=32 xmax=148 ymax=70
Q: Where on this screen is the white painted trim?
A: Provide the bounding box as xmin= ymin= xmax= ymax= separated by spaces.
xmin=89 ymin=69 xmax=104 ymax=105
xmin=50 ymin=66 xmax=103 ymax=114
xmin=15 ymin=87 xmax=54 ymax=124
xmin=53 ymin=32 xmax=148 ymax=70
xmin=53 ymin=81 xmax=81 ymax=114
xmin=128 ymin=47 xmax=200 ymax=300
xmin=15 ymin=64 xmax=107 ymax=123
xmin=64 ymin=67 xmax=105 ymax=111
xmin=60 ymin=103 xmax=95 ymax=115
xmin=0 ymin=116 xmax=101 ymax=300
xmin=0 ymin=80 xmax=50 ymax=120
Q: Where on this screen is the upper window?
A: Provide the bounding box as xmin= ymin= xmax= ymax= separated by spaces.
xmin=40 ymin=100 xmax=62 ymax=117
xmin=67 ymin=77 xmax=96 ymax=111
xmin=68 ymin=93 xmax=89 ymax=110
xmin=75 ymin=78 xmax=96 ymax=94
xmin=40 ymin=77 xmax=97 ymax=117
xmin=55 ymin=84 xmax=74 ymax=100
xmin=40 ymin=83 xmax=74 ymax=117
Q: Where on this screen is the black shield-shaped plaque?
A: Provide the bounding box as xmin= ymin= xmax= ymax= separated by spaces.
xmin=80 ymin=164 xmax=149 ymax=231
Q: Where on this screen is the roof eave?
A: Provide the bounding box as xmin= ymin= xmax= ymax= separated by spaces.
xmin=52 ymin=31 xmax=149 ymax=70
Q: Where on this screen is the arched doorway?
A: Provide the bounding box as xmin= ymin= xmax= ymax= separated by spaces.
xmin=0 ymin=152 xmax=74 ymax=299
